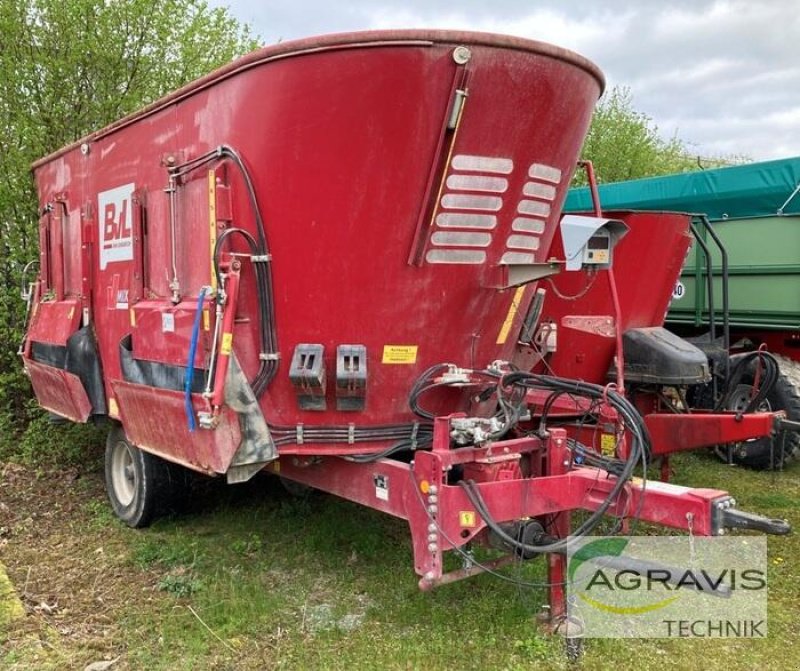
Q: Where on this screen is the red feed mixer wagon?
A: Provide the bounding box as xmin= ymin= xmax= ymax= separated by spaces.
xmin=528 ymin=203 xmax=800 ymax=477
xmin=21 ymin=30 xmax=790 ymax=629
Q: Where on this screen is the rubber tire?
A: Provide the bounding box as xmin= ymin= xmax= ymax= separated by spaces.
xmin=104 ymin=424 xmax=175 ymax=528
xmin=724 ymin=353 xmax=800 ymax=469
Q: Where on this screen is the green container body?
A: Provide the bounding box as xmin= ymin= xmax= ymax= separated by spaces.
xmin=566 ymin=157 xmax=800 ymax=331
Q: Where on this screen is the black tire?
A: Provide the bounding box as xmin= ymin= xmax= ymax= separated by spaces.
xmin=722 ymin=354 xmax=800 ymax=469
xmin=104 ymin=424 xmax=177 ymax=527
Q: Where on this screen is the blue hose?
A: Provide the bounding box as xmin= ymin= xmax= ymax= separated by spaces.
xmin=185 ymin=287 xmax=209 ymax=432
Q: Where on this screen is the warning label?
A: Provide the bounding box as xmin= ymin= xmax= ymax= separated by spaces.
xmin=459 ymin=511 xmax=477 ymax=528
xmin=382 ymin=345 xmax=418 ymax=364
xmin=221 ymin=332 xmax=233 ymax=356
xmin=600 ymin=433 xmax=616 ymax=457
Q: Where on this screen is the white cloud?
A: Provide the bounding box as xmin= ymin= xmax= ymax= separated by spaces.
xmin=212 ymin=0 xmax=800 ymax=161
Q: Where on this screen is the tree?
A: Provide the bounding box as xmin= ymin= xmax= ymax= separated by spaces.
xmin=0 ymin=0 xmax=258 ymax=448
xmin=578 ymin=86 xmax=718 ymax=185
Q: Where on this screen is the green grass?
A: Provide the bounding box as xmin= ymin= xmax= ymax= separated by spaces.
xmin=3 ymin=453 xmax=799 ymax=670
xmin=114 ymin=459 xmax=800 ymax=670
xmin=112 ymin=482 xmax=563 ymax=670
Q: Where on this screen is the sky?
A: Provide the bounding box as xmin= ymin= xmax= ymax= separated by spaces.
xmin=209 ymin=0 xmax=800 ymax=162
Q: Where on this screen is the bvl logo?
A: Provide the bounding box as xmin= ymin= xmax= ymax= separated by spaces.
xmin=98 ymin=183 xmax=135 ymax=270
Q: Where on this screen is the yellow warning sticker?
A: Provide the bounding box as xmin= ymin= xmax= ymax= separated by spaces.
xmin=496 ymin=285 xmax=526 ymax=344
xmin=382 ymin=345 xmax=418 ymax=364
xmin=108 ymin=398 xmax=119 ymax=418
xmin=129 ymin=308 xmax=136 ymax=327
xmin=208 ymin=170 xmax=218 ymax=292
xmin=600 ymin=433 xmax=617 ymax=457
xmin=221 ymin=332 xmax=233 ymax=355
xmin=459 ymin=511 xmax=477 ymax=528
xmin=203 ymin=309 xmax=210 ymax=332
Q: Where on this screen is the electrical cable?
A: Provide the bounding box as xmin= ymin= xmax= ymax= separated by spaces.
xmin=457 ymin=371 xmax=650 ymax=555
xmin=171 ymin=145 xmax=279 ymax=397
xmin=715 ymin=351 xmax=779 ymax=413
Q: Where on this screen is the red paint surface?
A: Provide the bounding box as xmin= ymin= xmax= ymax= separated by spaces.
xmin=113 ymin=380 xmax=241 ymax=473
xmin=27 ymin=298 xmax=82 ymax=346
xmin=644 ymin=411 xmax=779 ymax=456
xmin=540 ymin=210 xmax=693 ymax=381
xmin=30 ymin=30 xmax=602 ymax=446
xmin=25 ymin=359 xmax=92 ymax=423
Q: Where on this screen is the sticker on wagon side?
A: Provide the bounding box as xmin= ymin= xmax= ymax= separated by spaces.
xmin=382 ymin=345 xmax=418 ymax=364
xmin=374 ymin=474 xmax=389 ymax=501
xmin=98 ymin=182 xmax=135 ymax=270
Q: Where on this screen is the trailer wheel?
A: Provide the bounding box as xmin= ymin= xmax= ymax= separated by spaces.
xmin=722 ymin=354 xmax=800 ymax=469
xmin=105 ymin=425 xmax=172 ymax=528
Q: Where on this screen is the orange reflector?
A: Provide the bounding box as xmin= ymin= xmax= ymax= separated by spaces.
xmin=419 ymin=480 xmax=430 ymax=494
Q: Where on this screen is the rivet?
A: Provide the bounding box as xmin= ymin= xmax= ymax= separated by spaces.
xmin=452 ymin=46 xmax=472 ymax=64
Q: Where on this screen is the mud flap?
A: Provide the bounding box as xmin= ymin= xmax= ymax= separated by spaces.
xmin=225 ymin=354 xmax=277 ymax=483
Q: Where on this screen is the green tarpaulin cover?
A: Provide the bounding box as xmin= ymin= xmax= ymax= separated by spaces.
xmin=565 ymin=157 xmax=800 ymax=220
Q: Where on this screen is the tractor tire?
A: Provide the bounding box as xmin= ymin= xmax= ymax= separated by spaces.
xmin=104 ymin=424 xmax=181 ymax=527
xmin=722 ymin=353 xmax=800 ymax=469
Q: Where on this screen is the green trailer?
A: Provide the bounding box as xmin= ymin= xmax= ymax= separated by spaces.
xmin=567 ymin=158 xmax=800 ymax=468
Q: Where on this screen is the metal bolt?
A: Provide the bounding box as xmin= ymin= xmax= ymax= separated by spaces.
xmin=730 ymin=498 xmax=737 ymax=507
xmin=428 ymin=543 xmax=438 ymax=553
xmin=80 ymin=142 xmax=90 ymax=155
xmin=428 ymin=505 xmax=438 ymax=514
xmin=428 ymin=485 xmax=438 ymax=495
xmin=424 ymin=571 xmax=436 ymax=581
xmin=428 ymin=533 xmax=438 ymax=543
xmin=718 ymin=529 xmax=726 ymax=536
xmin=427 ymin=523 xmax=437 ymax=533
xmin=452 ymin=46 xmax=472 ymax=64
xmin=428 ymin=495 xmax=438 ymax=504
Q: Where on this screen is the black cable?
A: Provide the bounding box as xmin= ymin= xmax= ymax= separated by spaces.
xmin=173 ymin=145 xmax=279 ymax=397
xmin=715 ymin=351 xmax=779 ymax=413
xmin=455 ymin=372 xmax=650 ymax=555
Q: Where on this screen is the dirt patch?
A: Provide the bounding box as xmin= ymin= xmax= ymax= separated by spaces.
xmin=0 ymin=462 xmax=162 ymax=669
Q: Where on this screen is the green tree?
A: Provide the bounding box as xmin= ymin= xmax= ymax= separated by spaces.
xmin=0 ymin=0 xmax=258 ymax=454
xmin=577 ymin=86 xmax=737 ymax=185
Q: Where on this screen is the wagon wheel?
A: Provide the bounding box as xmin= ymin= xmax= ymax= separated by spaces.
xmin=720 ymin=354 xmax=800 ymax=469
xmin=105 ymin=424 xmax=185 ymax=527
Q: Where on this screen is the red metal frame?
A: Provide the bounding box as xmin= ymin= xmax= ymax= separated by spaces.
xmin=272 ymin=417 xmax=734 ymax=600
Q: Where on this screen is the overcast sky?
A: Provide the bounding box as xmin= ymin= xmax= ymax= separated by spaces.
xmin=210 ymin=0 xmax=800 ymax=162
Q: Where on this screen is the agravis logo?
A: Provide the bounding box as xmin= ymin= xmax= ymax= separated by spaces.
xmin=567 ymin=536 xmax=768 ymax=638
xmin=569 ymin=538 xmax=678 ymax=615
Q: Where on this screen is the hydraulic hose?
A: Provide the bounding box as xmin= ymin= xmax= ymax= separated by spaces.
xmin=456 ymin=371 xmax=651 ymax=554
xmin=185 ymin=287 xmax=209 ymax=431
xmin=172 ymin=146 xmax=279 ymax=397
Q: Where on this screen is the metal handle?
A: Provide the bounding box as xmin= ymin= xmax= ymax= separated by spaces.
xmin=719 ymin=507 xmax=791 ymax=536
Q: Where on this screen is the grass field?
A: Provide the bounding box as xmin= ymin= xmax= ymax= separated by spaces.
xmin=1 ymin=440 xmax=798 ymax=671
